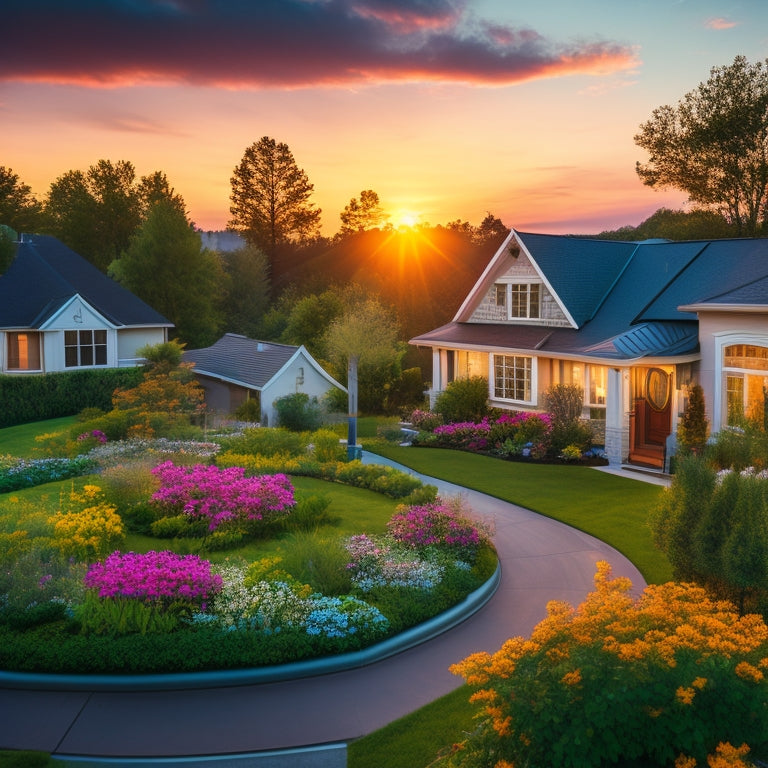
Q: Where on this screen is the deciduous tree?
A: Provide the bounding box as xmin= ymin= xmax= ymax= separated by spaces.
xmin=229 ymin=137 xmax=322 ymax=259
xmin=339 ymin=189 xmax=386 ymax=234
xmin=0 ymin=166 xmax=43 ymax=234
xmin=635 ymin=56 xmax=768 ymax=235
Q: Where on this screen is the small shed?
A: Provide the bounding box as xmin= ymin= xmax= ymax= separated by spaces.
xmin=183 ymin=333 xmax=346 ymax=426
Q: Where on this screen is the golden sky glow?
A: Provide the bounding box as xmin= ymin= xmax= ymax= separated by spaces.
xmin=3 ymin=1 xmax=767 ymax=235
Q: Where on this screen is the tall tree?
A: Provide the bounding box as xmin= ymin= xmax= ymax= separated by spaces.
xmin=0 ymin=166 xmax=44 ymax=234
xmin=110 ymin=199 xmax=223 ymax=348
xmin=137 ymin=171 xmax=187 ymax=220
xmin=473 ymin=212 xmax=509 ymax=244
xmin=339 ymin=189 xmax=386 ymax=234
xmin=220 ymin=244 xmax=271 ymax=338
xmin=229 ymin=137 xmax=322 ymax=260
xmin=635 ymin=56 xmax=768 ymax=235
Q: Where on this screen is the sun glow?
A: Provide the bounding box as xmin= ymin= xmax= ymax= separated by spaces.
xmin=391 ymin=209 xmax=421 ymax=230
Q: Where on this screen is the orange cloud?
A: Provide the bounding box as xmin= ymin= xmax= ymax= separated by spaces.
xmin=705 ymin=17 xmax=740 ymax=30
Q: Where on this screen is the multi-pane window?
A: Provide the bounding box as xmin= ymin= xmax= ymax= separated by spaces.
xmin=723 ymin=344 xmax=768 ymax=426
xmin=587 ymin=365 xmax=607 ymax=406
xmin=6 ymin=332 xmax=41 ymax=370
xmin=494 ymin=354 xmax=532 ymax=402
xmin=65 ymin=329 xmax=107 ymax=367
xmin=510 ymin=283 xmax=540 ymax=318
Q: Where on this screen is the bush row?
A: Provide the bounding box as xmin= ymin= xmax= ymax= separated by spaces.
xmin=0 ymin=369 xmax=143 ymax=428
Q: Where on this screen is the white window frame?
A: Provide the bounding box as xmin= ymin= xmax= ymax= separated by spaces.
xmin=495 ymin=279 xmax=542 ymax=320
xmin=491 ymin=353 xmax=537 ymax=405
xmin=65 ymin=329 xmax=108 ymax=368
xmin=714 ymin=332 xmax=768 ymax=431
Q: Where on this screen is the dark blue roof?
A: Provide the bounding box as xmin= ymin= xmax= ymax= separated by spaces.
xmin=0 ymin=235 xmax=171 ymax=328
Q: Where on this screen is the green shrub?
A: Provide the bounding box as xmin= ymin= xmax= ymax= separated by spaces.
xmin=312 ymin=428 xmax=345 ymax=462
xmin=233 ymin=397 xmax=261 ymax=423
xmin=677 ymin=383 xmax=709 ymax=454
xmin=283 ymin=494 xmax=336 ymax=531
xmin=274 ymin=392 xmax=323 ymax=432
xmin=434 ymin=377 xmax=489 ymax=423
xmin=278 ymin=531 xmax=353 ymax=596
xmin=218 ymin=427 xmax=308 ymax=457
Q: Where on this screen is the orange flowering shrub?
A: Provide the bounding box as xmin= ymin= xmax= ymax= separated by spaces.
xmin=449 ymin=562 xmax=768 ymax=768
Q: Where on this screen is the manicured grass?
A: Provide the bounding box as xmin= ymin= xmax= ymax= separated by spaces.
xmin=367 ymin=442 xmax=672 ymax=585
xmin=347 ymin=686 xmax=475 ymax=768
xmin=0 ymin=417 xmax=77 ymax=458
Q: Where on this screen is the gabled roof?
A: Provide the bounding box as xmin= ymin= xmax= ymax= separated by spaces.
xmin=413 ymin=230 xmax=768 ymax=362
xmin=183 ymin=333 xmax=346 ymax=392
xmin=0 ymin=234 xmax=171 ymax=329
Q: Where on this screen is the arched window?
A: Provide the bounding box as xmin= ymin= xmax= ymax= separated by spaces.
xmin=723 ymin=344 xmax=768 ymax=426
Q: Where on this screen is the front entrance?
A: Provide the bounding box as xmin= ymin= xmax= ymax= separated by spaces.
xmin=628 ymin=368 xmax=672 ymax=469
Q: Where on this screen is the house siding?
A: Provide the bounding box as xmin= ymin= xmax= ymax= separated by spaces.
xmin=468 ymin=252 xmax=569 ymax=326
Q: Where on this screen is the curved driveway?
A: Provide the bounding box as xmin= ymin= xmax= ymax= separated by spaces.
xmin=0 ymin=454 xmax=656 ymax=760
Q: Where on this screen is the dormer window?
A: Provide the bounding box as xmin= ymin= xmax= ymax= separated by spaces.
xmin=511 ymin=283 xmax=540 ymax=318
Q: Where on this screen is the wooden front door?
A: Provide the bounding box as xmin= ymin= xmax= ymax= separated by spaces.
xmin=629 ymin=368 xmax=672 ymax=469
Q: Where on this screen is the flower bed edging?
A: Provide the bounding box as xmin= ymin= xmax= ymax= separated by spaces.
xmin=0 ymin=563 xmax=500 ymax=692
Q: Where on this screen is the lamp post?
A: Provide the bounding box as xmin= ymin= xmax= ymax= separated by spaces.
xmin=347 ymin=354 xmax=359 ymax=461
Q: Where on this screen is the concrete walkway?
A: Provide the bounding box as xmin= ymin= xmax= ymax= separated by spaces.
xmin=0 ymin=454 xmax=661 ymax=764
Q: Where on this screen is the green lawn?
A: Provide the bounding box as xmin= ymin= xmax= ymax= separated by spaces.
xmin=367 ymin=442 xmax=672 ymax=585
xmin=0 ymin=417 xmax=77 ymax=458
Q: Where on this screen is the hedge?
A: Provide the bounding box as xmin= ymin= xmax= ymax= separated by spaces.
xmin=0 ymin=368 xmax=143 ymax=428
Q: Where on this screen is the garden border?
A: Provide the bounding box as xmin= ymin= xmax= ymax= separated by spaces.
xmin=0 ymin=563 xmax=500 ymax=692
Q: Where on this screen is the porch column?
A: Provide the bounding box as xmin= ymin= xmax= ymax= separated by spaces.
xmin=429 ymin=349 xmax=442 ymax=409
xmin=605 ymin=367 xmax=630 ymax=465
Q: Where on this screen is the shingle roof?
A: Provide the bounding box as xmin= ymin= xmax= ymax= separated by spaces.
xmin=183 ymin=334 xmax=301 ymax=390
xmin=413 ymin=232 xmax=768 ymax=361
xmin=0 ymin=234 xmax=171 ymax=328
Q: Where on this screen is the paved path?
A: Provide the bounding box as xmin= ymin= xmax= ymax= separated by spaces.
xmin=0 ymin=455 xmax=657 ymax=761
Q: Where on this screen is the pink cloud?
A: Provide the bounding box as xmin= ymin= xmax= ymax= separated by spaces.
xmin=705 ymin=17 xmax=740 ymax=30
xmin=2 ymin=0 xmax=639 ymax=88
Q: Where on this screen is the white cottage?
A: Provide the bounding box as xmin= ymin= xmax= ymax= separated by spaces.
xmin=0 ymin=234 xmax=172 ymax=374
xmin=183 ymin=333 xmax=346 ymax=426
xmin=410 ymin=230 xmax=768 ymax=469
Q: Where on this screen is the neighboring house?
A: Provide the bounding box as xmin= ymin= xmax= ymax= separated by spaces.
xmin=0 ymin=234 xmax=172 ymax=374
xmin=410 ymin=230 xmax=768 ymax=469
xmin=183 ymin=333 xmax=346 ymax=426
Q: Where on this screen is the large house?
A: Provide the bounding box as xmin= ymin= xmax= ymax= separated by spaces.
xmin=0 ymin=234 xmax=172 ymax=374
xmin=410 ymin=230 xmax=768 ymax=469
xmin=183 ymin=333 xmax=346 ymax=426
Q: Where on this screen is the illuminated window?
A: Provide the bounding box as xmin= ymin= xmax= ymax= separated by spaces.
xmin=510 ymin=283 xmax=540 ymax=318
xmin=7 ymin=332 xmax=41 ymax=370
xmin=65 ymin=330 xmax=107 ymax=367
xmin=723 ymin=344 xmax=768 ymax=426
xmin=494 ymin=354 xmax=533 ymax=402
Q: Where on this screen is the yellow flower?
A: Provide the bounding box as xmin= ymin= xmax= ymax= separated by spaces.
xmin=675 ymin=755 xmax=697 ymax=768
xmin=561 ymin=669 xmax=582 ymax=686
xmin=692 ymin=677 xmax=707 ymax=690
xmin=706 ymin=742 xmax=750 ymax=768
xmin=734 ymin=661 xmax=763 ymax=683
xmin=675 ymin=686 xmax=695 ymax=705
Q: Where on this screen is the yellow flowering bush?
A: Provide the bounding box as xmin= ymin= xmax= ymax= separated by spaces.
xmin=48 ymin=485 xmax=125 ymax=561
xmin=449 ymin=562 xmax=768 ymax=768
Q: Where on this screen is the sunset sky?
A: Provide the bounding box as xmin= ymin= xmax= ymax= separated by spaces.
xmin=3 ymin=0 xmax=767 ymax=235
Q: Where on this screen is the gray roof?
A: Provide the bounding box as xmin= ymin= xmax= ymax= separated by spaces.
xmin=0 ymin=234 xmax=171 ymax=328
xmin=183 ymin=334 xmax=303 ymax=390
xmin=412 ymin=232 xmax=768 ymax=361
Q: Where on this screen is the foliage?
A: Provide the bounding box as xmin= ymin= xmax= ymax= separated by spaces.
xmin=544 ymin=383 xmax=593 ymax=455
xmin=110 ymin=200 xmax=224 ymax=347
xmin=0 ymin=368 xmax=142 ymax=429
xmin=677 ymin=384 xmax=709 ymax=455
xmin=387 ymin=497 xmax=493 ymax=561
xmin=449 ymin=562 xmax=768 ymax=768
xmin=339 ymin=189 xmax=386 ymax=234
xmin=434 ymin=377 xmax=489 ymax=424
xmin=48 ymin=484 xmax=125 ymax=562
xmin=279 ymin=531 xmax=354 ymax=595
xmin=649 ymin=452 xmax=768 ymax=614
xmin=595 ymin=207 xmax=735 ymax=241
xmin=0 ymin=166 xmax=44 ymax=235
xmin=229 ymin=136 xmax=322 ymax=259
xmin=43 ymin=160 xmax=183 ymax=271
xmin=409 ymin=408 xmax=444 ymax=431
xmin=635 ymin=55 xmax=768 ymax=236
xmin=0 ymin=454 xmax=97 ymax=493
xmin=79 ymin=550 xmax=223 ymax=634
xmin=273 ymin=391 xmax=323 ymax=432
xmin=150 ymin=461 xmax=295 ymax=535
xmin=233 ymin=397 xmax=261 ymax=424
xmin=220 ymin=244 xmax=271 ymax=338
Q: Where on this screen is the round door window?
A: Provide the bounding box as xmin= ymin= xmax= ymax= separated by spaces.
xmin=646 ymin=368 xmax=670 ymax=411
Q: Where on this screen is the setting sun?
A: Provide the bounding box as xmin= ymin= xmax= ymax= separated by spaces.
xmin=391 ymin=210 xmax=421 ymax=230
